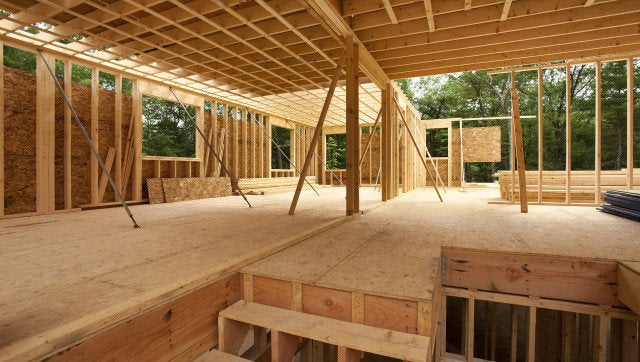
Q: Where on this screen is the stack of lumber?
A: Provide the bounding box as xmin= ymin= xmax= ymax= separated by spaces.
xmin=237 ymin=177 xmax=317 ymax=194
xmin=495 ymin=169 xmax=640 ymax=203
xmin=600 ymin=190 xmax=640 ymax=221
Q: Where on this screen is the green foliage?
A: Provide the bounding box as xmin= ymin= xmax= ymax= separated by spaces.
xmin=3 ymin=45 xmax=36 ymax=73
xmin=271 ymin=125 xmax=291 ymax=169
xmin=142 ymin=95 xmax=196 ymax=158
xmin=325 ymin=134 xmax=346 ymax=169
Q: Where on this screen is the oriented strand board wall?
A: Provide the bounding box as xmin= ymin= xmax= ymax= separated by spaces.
xmin=461 ymin=126 xmax=501 ymax=163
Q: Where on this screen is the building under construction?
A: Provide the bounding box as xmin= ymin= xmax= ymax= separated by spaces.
xmin=0 ymin=1 xmax=639 ymax=361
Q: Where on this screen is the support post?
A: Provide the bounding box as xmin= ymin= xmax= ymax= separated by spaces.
xmin=114 ymin=74 xmax=122 ymax=201
xmin=265 ymin=116 xmax=271 ymax=177
xmin=346 ymin=35 xmax=360 ymax=215
xmin=628 ymin=58 xmax=634 ymax=189
xmin=0 ymin=42 xmax=3 ymax=216
xmin=537 ymin=68 xmax=543 ymax=203
xmin=526 ymin=306 xmax=536 ymax=362
xmin=36 ymin=51 xmax=56 ymax=213
xmin=510 ymin=72 xmax=528 ymax=213
xmin=566 ymin=65 xmax=572 ymax=204
xmin=288 ymin=53 xmax=345 ymax=215
xmin=64 ymin=60 xmax=72 ymax=209
xmin=132 ymin=80 xmax=142 ymax=201
xmin=90 ymin=67 xmax=99 ymax=205
xmin=595 ymin=62 xmax=602 ymax=204
xmin=381 ymin=83 xmax=393 ymax=201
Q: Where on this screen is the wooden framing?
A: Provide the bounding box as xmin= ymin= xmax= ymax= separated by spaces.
xmin=595 ymin=61 xmax=602 ymax=204
xmin=0 ymin=41 xmax=4 ymax=216
xmin=627 ymin=58 xmax=635 ymax=189
xmin=566 ymin=65 xmax=572 ymax=204
xmin=510 ymin=72 xmax=528 ymax=213
xmin=345 ymin=36 xmax=360 ymax=215
xmin=35 ymin=51 xmax=56 ymax=213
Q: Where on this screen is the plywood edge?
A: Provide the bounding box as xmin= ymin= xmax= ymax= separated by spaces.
xmin=0 ymin=215 xmax=350 ymax=362
xmin=618 ymin=262 xmax=640 ymax=316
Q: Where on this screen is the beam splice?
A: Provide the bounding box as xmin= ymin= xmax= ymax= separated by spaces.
xmin=381 ymin=0 xmax=398 ymax=24
xmin=345 ymin=35 xmax=360 ymax=215
xmin=501 ymin=0 xmax=513 ymax=21
xmin=510 ymin=72 xmax=528 ymax=213
xmin=423 ymin=0 xmax=436 ymax=32
xmin=300 ymin=0 xmax=389 ymax=88
xmin=289 ymin=54 xmax=346 ymax=215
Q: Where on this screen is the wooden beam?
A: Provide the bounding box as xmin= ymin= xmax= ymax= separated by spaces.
xmin=595 ymin=62 xmax=602 ymax=204
xmin=241 ymin=108 xmax=247 ymax=179
xmin=464 ymin=0 xmax=472 ymax=11
xmin=97 ymin=147 xmax=116 ymax=203
xmin=35 ymin=51 xmax=56 ymax=213
xmin=501 ymin=0 xmax=513 ymax=21
xmin=271 ymin=331 xmax=299 ymax=361
xmin=526 ymin=306 xmax=536 ymax=362
xmin=337 ymin=346 xmax=361 ymax=362
xmin=566 ymin=65 xmax=572 ymax=204
xmin=510 ymin=72 xmax=528 ymax=213
xmin=114 ymin=74 xmax=122 ymax=201
xmin=593 ymin=316 xmax=608 ymax=361
xmin=132 ymin=80 xmax=142 ymax=201
xmin=381 ymin=0 xmax=398 ymax=24
xmin=218 ymin=317 xmax=251 ymax=355
xmin=619 ymin=263 xmax=640 ymax=316
xmin=0 ymin=42 xmax=4 ymax=216
xmin=537 ymin=69 xmax=543 ymax=204
xmin=466 ymin=296 xmax=475 ymax=362
xmin=90 ymin=67 xmax=100 ymax=205
xmin=423 ymin=0 xmax=435 ymax=32
xmin=627 ymin=58 xmax=634 ymax=190
xmin=346 ymin=35 xmax=360 ymax=215
xmin=289 ymin=54 xmax=345 ymax=215
xmin=510 ymin=306 xmax=517 ymax=362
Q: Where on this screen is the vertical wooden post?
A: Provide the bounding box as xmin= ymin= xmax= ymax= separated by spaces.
xmin=90 ymin=67 xmax=99 ymax=205
xmin=241 ymin=108 xmax=247 ymax=178
xmin=526 ymin=306 xmax=536 ymax=362
xmin=510 ymin=305 xmax=518 ymax=362
xmin=250 ymin=112 xmax=256 ymax=178
xmin=510 ymin=72 xmax=528 ymax=213
xmin=352 ymin=291 xmax=364 ymax=324
xmin=561 ymin=312 xmax=575 ymax=362
xmin=272 ymin=330 xmax=299 ymax=361
xmin=221 ymin=103 xmax=228 ymax=177
xmin=382 ymin=83 xmax=393 ymax=201
xmin=593 ymin=316 xmax=608 ymax=361
xmin=114 ymin=74 xmax=122 ymax=200
xmin=537 ymin=68 xmax=543 ymax=204
xmin=36 ymin=51 xmax=56 ymax=213
xmin=595 ymin=62 xmax=602 ymax=204
xmin=265 ymin=116 xmax=271 ymax=178
xmin=466 ymin=297 xmax=475 ymax=362
xmin=628 ymin=58 xmax=634 ymax=190
xmin=337 ymin=346 xmax=361 ymax=362
xmin=448 ymin=122 xmax=453 ymax=187
xmin=0 ymin=42 xmax=4 ymax=216
xmin=230 ymin=106 xmax=237 ymax=181
xmin=197 ymin=100 xmax=205 ymax=177
xmin=132 ymin=79 xmax=142 ymax=201
xmin=346 ymin=35 xmax=360 ymax=215
xmin=257 ymin=114 xmax=263 ymax=178
xmin=566 ymin=65 xmax=572 ymax=204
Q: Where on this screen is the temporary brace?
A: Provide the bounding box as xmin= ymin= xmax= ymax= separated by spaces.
xmin=284 ymin=119 xmax=344 ymax=186
xmin=37 ymin=51 xmax=140 ymax=228
xmin=255 ymin=117 xmax=319 ymax=196
xmin=169 ymin=88 xmax=252 ymax=208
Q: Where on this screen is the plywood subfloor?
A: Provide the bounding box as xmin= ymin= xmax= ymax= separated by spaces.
xmin=243 ymin=187 xmax=640 ymax=302
xmin=0 ymin=187 xmax=380 ymax=354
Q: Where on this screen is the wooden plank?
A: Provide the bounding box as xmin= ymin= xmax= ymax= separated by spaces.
xmin=63 ymin=60 xmax=73 ymax=209
xmin=0 ymin=42 xmax=3 ymax=215
xmin=97 ymin=147 xmax=116 ymax=203
xmin=566 ymin=65 xmax=572 ymax=204
xmin=243 ymin=274 xmax=253 ymax=302
xmin=510 ymin=305 xmax=518 ymax=362
xmin=578 ymin=314 xmax=592 ymax=361
xmin=619 ymin=262 xmax=640 ymax=316
xmin=241 ymin=109 xmax=247 ymax=178
xmin=230 ymin=107 xmax=238 ymax=181
xmin=271 ymin=330 xmax=299 ymax=361
xmin=265 ymin=116 xmax=271 ymax=178
xmin=622 ymin=319 xmax=639 ymax=360
xmin=90 ymin=67 xmax=99 ymax=205
xmin=466 ymin=296 xmax=475 ymax=362
xmin=292 ymin=282 xmax=302 ymax=312
xmin=351 ymin=292 xmax=364 ymax=324
xmin=199 ymin=348 xmax=250 ymax=362
xmin=593 ymin=316 xmax=608 ymax=361
xmin=537 ymin=68 xmax=543 ymax=204
xmin=35 ymin=51 xmax=56 ymax=213
xmin=628 ymin=58 xmax=635 ymax=190
xmin=345 ymin=35 xmax=360 ymax=215
xmin=219 ymin=301 xmax=430 ymax=362
xmin=132 ymin=80 xmax=142 ymax=201
xmin=301 ymin=285 xmax=352 ymax=322
xmin=364 ymin=294 xmax=418 ymax=334
xmin=337 ymin=346 xmax=361 ymax=362
xmin=595 ymin=62 xmax=602 ymax=204
xmin=203 ymin=126 xmax=213 ymax=176
xmin=442 ymin=249 xmax=620 ymax=306
xmin=114 ymin=74 xmax=122 ymax=202
xmin=250 ymin=113 xmax=256 ymax=178
xmin=510 ymin=72 xmax=528 ymax=213
xmin=218 ymin=317 xmax=251 ymax=356
xmin=526 ymin=306 xmax=536 ymax=362
xmin=253 ymin=276 xmax=293 ymax=310
xmin=561 ymin=312 xmax=575 ymax=361
xmin=161 ymin=177 xmax=232 ymax=202
xmin=51 ymin=274 xmax=241 ymax=361
xmin=197 ymin=99 xmax=205 ymax=178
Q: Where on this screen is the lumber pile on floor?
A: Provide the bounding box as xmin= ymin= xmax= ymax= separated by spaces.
xmin=600 ymin=190 xmax=640 ymax=222
xmin=147 ymin=177 xmax=232 ymax=204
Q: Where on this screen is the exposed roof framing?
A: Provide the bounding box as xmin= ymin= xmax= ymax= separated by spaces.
xmin=0 ymin=0 xmax=637 ymax=126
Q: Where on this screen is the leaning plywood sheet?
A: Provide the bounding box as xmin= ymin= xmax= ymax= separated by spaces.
xmin=460 ymin=126 xmax=501 ymax=162
xmin=146 ymin=178 xmax=165 ymax=205
xmin=162 ymin=177 xmax=232 ymax=203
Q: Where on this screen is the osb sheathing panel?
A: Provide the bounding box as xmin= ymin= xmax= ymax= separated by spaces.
xmin=146 ymin=178 xmax=164 ymax=204
xmin=425 ymin=160 xmax=448 ymax=186
xmin=161 ymin=177 xmax=231 ymax=203
xmin=461 ymin=126 xmax=501 ymax=163
xmin=4 ymin=67 xmax=36 ymax=214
